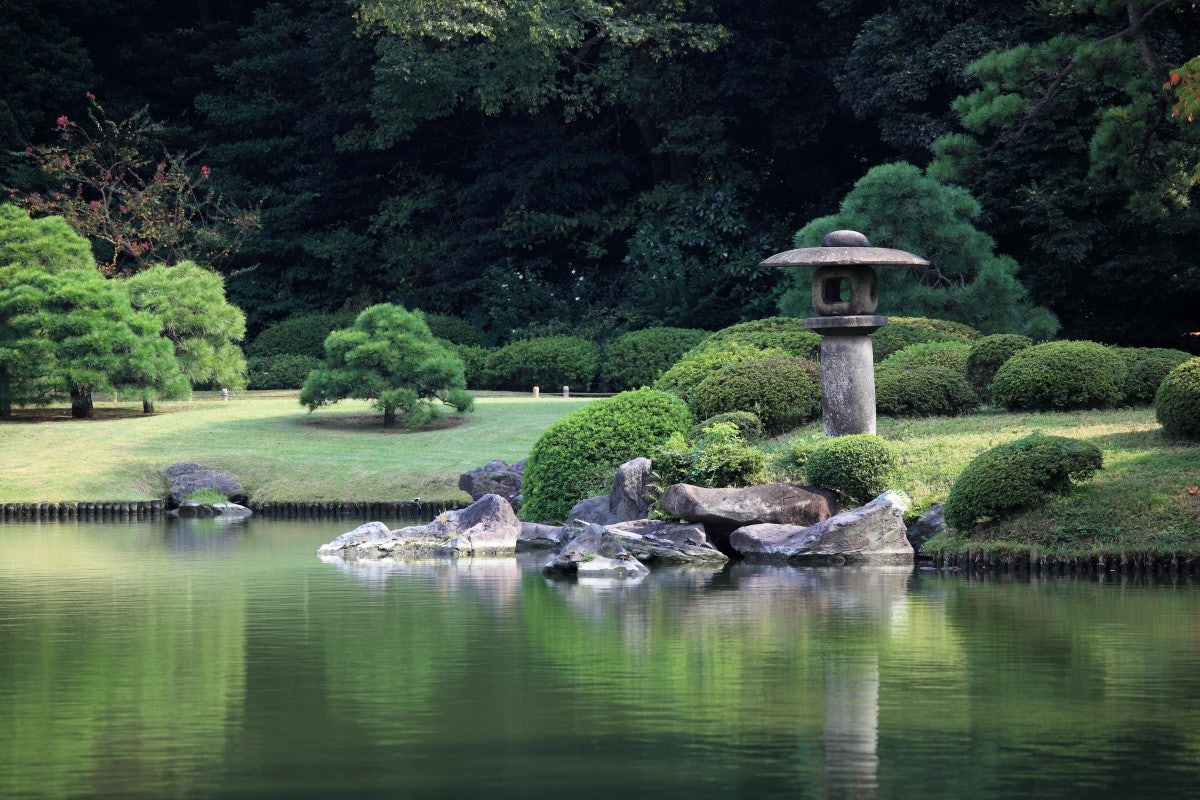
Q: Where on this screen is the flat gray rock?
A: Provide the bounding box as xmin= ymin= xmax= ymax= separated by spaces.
xmin=318 ymin=494 xmax=521 ymax=559
xmin=605 ymin=520 xmax=727 ymax=566
xmin=730 ymin=491 xmax=913 ymax=565
xmin=542 ymin=524 xmax=650 ymax=580
xmin=658 ymin=483 xmax=840 ymax=529
xmin=517 ymin=522 xmax=570 ymax=550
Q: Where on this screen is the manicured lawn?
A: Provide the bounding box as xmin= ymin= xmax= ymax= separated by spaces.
xmin=0 ymin=392 xmax=594 ymax=503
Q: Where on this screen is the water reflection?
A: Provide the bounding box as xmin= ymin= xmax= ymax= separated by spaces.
xmin=5 ymin=521 xmax=1200 ymax=799
xmin=164 ymin=515 xmax=251 ymax=553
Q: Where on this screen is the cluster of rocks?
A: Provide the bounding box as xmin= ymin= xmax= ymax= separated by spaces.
xmin=165 ymin=462 xmax=252 ymax=518
xmin=319 ymin=456 xmax=922 ymax=578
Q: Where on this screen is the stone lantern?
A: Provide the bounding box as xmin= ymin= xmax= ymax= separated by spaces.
xmin=761 ymin=230 xmax=928 ymax=436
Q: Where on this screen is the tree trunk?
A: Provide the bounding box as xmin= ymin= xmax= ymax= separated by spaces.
xmin=0 ymin=399 xmax=10 ymax=419
xmin=383 ymin=407 xmax=396 ymax=428
xmin=143 ymin=399 xmax=155 ymax=414
xmin=70 ymin=388 xmax=94 ymax=419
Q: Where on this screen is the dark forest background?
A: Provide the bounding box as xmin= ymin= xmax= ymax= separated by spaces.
xmin=3 ymin=0 xmax=1197 ymax=347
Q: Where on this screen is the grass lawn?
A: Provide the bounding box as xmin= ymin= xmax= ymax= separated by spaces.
xmin=0 ymin=391 xmax=594 ymax=503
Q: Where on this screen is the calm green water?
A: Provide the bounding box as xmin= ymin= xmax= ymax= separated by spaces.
xmin=2 ymin=518 xmax=1199 ymax=799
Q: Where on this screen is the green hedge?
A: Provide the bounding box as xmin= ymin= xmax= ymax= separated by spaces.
xmin=880 ymin=341 xmax=972 ymax=376
xmin=247 ymin=311 xmax=356 ymax=359
xmin=1155 ymin=357 xmax=1200 ymax=439
xmin=247 ymin=354 xmax=321 ymax=390
xmin=690 ymin=357 xmax=821 ymax=435
xmin=944 ymin=433 xmax=1103 ymax=529
xmin=653 ymin=422 xmax=769 ymax=489
xmin=692 ymin=411 xmax=765 ymax=442
xmin=520 ymin=388 xmax=692 ymax=522
xmin=875 ymin=364 xmax=979 ymax=417
xmin=422 ymin=312 xmax=484 ymax=346
xmin=695 ymin=317 xmax=821 ymax=360
xmin=653 ymin=342 xmax=786 ymax=403
xmin=1117 ymin=347 xmax=1192 ymax=406
xmin=990 ymin=340 xmax=1127 ymax=411
xmin=871 ymin=316 xmax=979 ymax=361
xmin=804 ymin=434 xmax=899 ymax=506
xmin=600 ymin=327 xmax=711 ymax=390
xmin=484 ymin=336 xmax=599 ymax=392
xmin=965 ymin=334 xmax=1033 ymax=397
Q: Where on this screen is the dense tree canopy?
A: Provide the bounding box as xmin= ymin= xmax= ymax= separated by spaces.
xmin=0 ymin=0 xmax=1195 ymax=349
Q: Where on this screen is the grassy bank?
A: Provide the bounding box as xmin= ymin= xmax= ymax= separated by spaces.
xmin=0 ymin=392 xmax=593 ymax=503
xmin=780 ymin=407 xmax=1200 ymax=560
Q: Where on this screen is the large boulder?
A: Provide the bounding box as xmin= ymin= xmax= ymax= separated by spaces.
xmin=542 ymin=524 xmax=650 ymax=580
xmin=658 ymin=483 xmax=840 ymax=536
xmin=458 ymin=459 xmax=525 ymax=503
xmin=605 ymin=520 xmax=728 ymax=566
xmin=567 ymin=457 xmax=655 ymax=525
xmin=517 ymin=522 xmax=572 ymax=550
xmin=165 ymin=462 xmax=244 ymax=505
xmin=905 ymin=504 xmax=947 ymax=557
xmin=318 ymin=494 xmax=521 ymax=559
xmin=729 ymin=491 xmax=913 ymax=564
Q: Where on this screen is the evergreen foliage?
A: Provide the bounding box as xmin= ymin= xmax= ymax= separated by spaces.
xmin=520 ymin=388 xmax=691 ymax=523
xmin=966 ymin=334 xmax=1033 ymax=397
xmin=599 ymin=327 xmax=711 ymax=391
xmin=0 ymin=205 xmax=95 ymax=281
xmin=122 ymin=262 xmax=248 ymax=390
xmin=694 ymin=317 xmax=821 ymax=360
xmin=875 ymin=364 xmax=979 ymax=418
xmin=804 ymin=434 xmax=899 ymax=506
xmin=421 ymin=312 xmax=483 ymax=346
xmin=484 ymin=336 xmax=598 ymax=392
xmin=991 ymin=341 xmax=1128 ymax=411
xmin=870 ymin=317 xmax=977 ymax=362
xmin=1154 ymin=358 xmax=1200 ymax=439
xmin=778 ymin=163 xmax=1058 ymax=338
xmin=690 ymin=357 xmax=821 ymax=436
xmin=653 ymin=422 xmax=769 ymax=490
xmin=247 ymin=354 xmax=320 ymax=390
xmin=0 ymin=267 xmax=186 ymax=418
xmin=880 ymin=341 xmax=972 ymax=376
xmin=652 ymin=342 xmax=787 ymax=403
xmin=691 ymin=411 xmax=765 ymax=443
xmin=299 ymin=304 xmax=470 ymax=427
xmin=1116 ymin=347 xmax=1193 ymax=406
xmin=944 ymin=433 xmax=1103 ymax=529
xmin=247 ymin=312 xmax=356 ymax=359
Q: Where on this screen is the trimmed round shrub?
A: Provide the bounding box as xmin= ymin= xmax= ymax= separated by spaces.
xmin=247 ymin=354 xmax=321 ymax=390
xmin=1155 ymin=357 xmax=1200 ymax=439
xmin=871 ymin=317 xmax=977 ymax=362
xmin=690 ymin=357 xmax=821 ymax=435
xmin=521 ymin=388 xmax=692 ymax=522
xmin=804 ymin=434 xmax=899 ymax=505
xmin=422 ymin=312 xmax=483 ymax=346
xmin=966 ymin=334 xmax=1033 ymax=396
xmin=485 ymin=336 xmax=599 ymax=392
xmin=880 ymin=341 xmax=972 ymax=376
xmin=875 ymin=364 xmax=979 ymax=417
xmin=653 ymin=342 xmax=787 ymax=402
xmin=247 ymin=311 xmax=355 ymax=359
xmin=696 ymin=317 xmax=821 ymax=360
xmin=944 ymin=433 xmax=1103 ymax=529
xmin=600 ymin=327 xmax=711 ymax=390
xmin=1117 ymin=347 xmax=1192 ymax=405
xmin=990 ymin=340 xmax=1127 ymax=411
xmin=692 ymin=411 xmax=765 ymax=442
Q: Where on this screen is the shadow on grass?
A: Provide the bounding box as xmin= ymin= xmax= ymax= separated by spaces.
xmin=294 ymin=412 xmax=472 ymax=434
xmin=0 ymin=407 xmax=152 ymax=423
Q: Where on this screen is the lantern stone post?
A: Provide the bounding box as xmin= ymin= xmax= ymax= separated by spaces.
xmin=761 ymin=230 xmax=928 ymax=436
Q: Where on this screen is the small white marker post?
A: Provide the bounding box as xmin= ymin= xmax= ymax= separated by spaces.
xmin=532 ymin=385 xmax=540 ymax=398
xmin=562 ymin=386 xmax=569 ymax=398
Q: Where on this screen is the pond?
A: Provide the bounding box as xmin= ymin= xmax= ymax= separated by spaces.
xmin=1 ymin=518 xmax=1199 ymax=799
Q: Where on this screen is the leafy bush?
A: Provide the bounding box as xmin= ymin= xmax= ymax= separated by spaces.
xmin=990 ymin=340 xmax=1127 ymax=411
xmin=248 ymin=311 xmax=355 ymax=359
xmin=875 ymin=364 xmax=979 ymax=417
xmin=871 ymin=317 xmax=975 ymax=361
xmin=485 ymin=336 xmax=598 ymax=391
xmin=420 ymin=312 xmax=483 ymax=346
xmin=1116 ymin=347 xmax=1192 ymax=405
xmin=653 ymin=342 xmax=787 ymax=402
xmin=521 ymin=388 xmax=692 ymax=522
xmin=600 ymin=327 xmax=711 ymax=390
xmin=653 ymin=422 xmax=769 ymax=489
xmin=804 ymin=434 xmax=899 ymax=505
xmin=247 ymin=354 xmax=321 ymax=390
xmin=447 ymin=343 xmax=495 ymax=389
xmin=695 ymin=317 xmax=821 ymax=360
xmin=690 ymin=357 xmax=821 ymax=435
xmin=692 ymin=411 xmax=765 ymax=442
xmin=880 ymin=341 xmax=972 ymax=375
xmin=966 ymin=334 xmax=1033 ymax=397
xmin=943 ymin=433 xmax=1103 ymax=528
xmin=1155 ymin=357 xmax=1200 ymax=439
